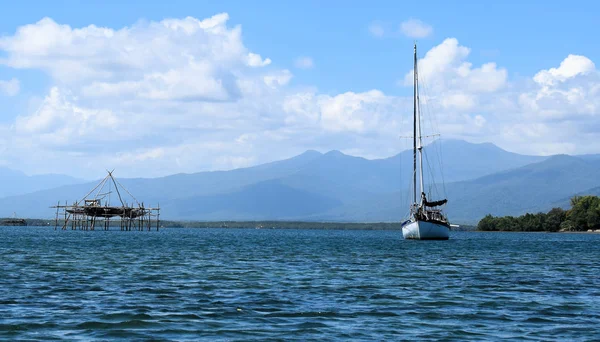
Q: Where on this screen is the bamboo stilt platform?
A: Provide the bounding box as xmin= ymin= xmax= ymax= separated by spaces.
xmin=51 ymin=170 xmax=160 ymax=231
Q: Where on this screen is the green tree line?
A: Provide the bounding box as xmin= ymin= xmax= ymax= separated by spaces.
xmin=478 ymin=195 xmax=600 ymax=232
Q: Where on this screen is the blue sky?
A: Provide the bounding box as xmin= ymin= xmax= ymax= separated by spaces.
xmin=0 ymin=0 xmax=598 ymax=178
xmin=2 ymin=0 xmax=597 ymax=93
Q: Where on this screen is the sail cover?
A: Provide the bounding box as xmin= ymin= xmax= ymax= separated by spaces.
xmin=424 ymin=198 xmax=447 ymax=207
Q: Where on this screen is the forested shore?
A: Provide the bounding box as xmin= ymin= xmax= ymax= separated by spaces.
xmin=478 ymin=196 xmax=600 ymax=232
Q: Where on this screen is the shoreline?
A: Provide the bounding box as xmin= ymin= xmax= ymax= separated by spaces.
xmin=4 ymin=225 xmax=599 ymax=233
xmin=2 ymin=218 xmax=477 ymax=231
xmin=7 ymin=218 xmax=596 ymax=233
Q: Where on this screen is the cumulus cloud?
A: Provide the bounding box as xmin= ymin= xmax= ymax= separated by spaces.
xmin=441 ymin=93 xmax=476 ymax=111
xmin=400 ymin=19 xmax=433 ymax=38
xmin=395 ymin=38 xmax=600 ymax=155
xmin=283 ymin=90 xmax=399 ymax=133
xmin=0 ymin=14 xmax=265 ymax=102
xmin=0 ymin=78 xmax=20 ymax=96
xmin=491 ymin=55 xmax=599 ymax=154
xmin=264 ymin=69 xmax=293 ymax=88
xmin=82 ymin=62 xmax=235 ymax=101
xmin=519 ymin=55 xmax=599 ymax=121
xmin=14 ymin=87 xmax=120 ymax=146
xmin=247 ymin=52 xmax=271 ymax=67
xmin=533 ymin=55 xmax=595 ymax=86
xmin=403 ymin=38 xmax=507 ymax=93
xmin=0 ymin=14 xmax=599 ymax=177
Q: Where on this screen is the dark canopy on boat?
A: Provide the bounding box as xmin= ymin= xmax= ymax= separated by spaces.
xmin=421 ymin=192 xmax=448 ymax=207
xmin=424 ymin=198 xmax=447 ymax=207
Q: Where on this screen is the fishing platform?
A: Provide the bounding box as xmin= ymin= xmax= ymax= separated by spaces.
xmin=51 ymin=171 xmax=160 ymax=231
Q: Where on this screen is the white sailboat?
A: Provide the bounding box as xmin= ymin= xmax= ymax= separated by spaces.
xmin=402 ymin=44 xmax=451 ymax=240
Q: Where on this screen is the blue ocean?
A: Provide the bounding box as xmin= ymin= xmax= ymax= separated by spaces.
xmin=1 ymin=227 xmax=599 ymax=341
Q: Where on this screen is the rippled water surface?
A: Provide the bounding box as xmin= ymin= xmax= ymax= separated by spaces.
xmin=1 ymin=227 xmax=599 ymax=341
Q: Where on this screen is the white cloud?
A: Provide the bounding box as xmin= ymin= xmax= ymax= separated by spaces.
xmin=400 ymin=19 xmax=433 ymax=38
xmin=395 ymin=39 xmax=600 ymax=155
xmin=519 ymin=55 xmax=599 ymax=121
xmin=294 ymin=56 xmax=314 ymax=69
xmin=247 ymin=52 xmax=271 ymax=67
xmin=14 ymin=87 xmax=120 ymax=146
xmin=82 ymin=62 xmax=233 ymax=101
xmin=533 ymin=55 xmax=595 ymax=86
xmin=1 ymin=14 xmax=599 ymax=178
xmin=318 ymin=90 xmax=388 ymax=132
xmin=0 ymin=14 xmax=266 ymax=101
xmin=474 ymin=115 xmax=486 ymax=127
xmin=403 ymin=38 xmax=507 ymax=93
xmin=283 ymin=90 xmax=402 ymax=134
xmin=441 ymin=92 xmax=476 ymax=111
xmin=0 ymin=78 xmax=20 ymax=96
xmin=264 ymin=69 xmax=293 ymax=88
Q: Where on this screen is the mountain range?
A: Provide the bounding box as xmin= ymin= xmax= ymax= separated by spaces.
xmin=0 ymin=140 xmax=598 ymax=224
xmin=0 ymin=168 xmax=84 ymax=198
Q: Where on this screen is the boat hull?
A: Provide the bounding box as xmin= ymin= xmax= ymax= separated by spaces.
xmin=402 ymin=220 xmax=449 ymax=240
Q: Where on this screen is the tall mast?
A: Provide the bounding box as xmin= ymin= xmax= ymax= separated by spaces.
xmin=417 ymin=71 xmax=425 ymax=204
xmin=413 ymin=43 xmax=417 ymax=206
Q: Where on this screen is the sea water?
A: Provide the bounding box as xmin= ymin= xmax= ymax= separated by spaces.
xmin=1 ymin=227 xmax=599 ymax=341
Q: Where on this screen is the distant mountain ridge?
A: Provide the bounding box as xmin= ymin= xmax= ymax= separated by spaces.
xmin=445 ymin=154 xmax=600 ymax=222
xmin=0 ymin=140 xmax=598 ymax=224
xmin=0 ymin=168 xmax=85 ymax=198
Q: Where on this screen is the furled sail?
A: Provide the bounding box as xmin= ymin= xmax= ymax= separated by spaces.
xmin=421 ymin=192 xmax=447 ymax=207
xmin=424 ymin=198 xmax=447 ymax=207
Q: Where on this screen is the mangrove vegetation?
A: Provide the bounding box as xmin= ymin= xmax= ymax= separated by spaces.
xmin=478 ymin=195 xmax=600 ymax=232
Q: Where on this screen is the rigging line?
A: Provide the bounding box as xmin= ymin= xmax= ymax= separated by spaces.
xmin=108 ymin=172 xmax=112 ymax=206
xmin=114 ymin=177 xmax=141 ymax=207
xmin=426 ymin=114 xmax=446 ymax=199
xmin=107 ymin=170 xmax=126 ymax=207
xmin=419 ymin=120 xmax=442 ymax=200
xmin=421 ymin=80 xmax=448 ymax=207
xmin=416 ymin=80 xmax=439 ymax=199
xmin=400 ymin=140 xmax=414 ymax=218
xmin=77 ymin=173 xmax=110 ymax=206
xmin=419 ymin=72 xmax=440 ymax=144
xmin=419 ymin=65 xmax=447 ymax=200
xmin=399 ymin=149 xmax=406 ymax=219
xmin=422 ymin=132 xmax=440 ymax=198
xmin=438 ymin=138 xmax=447 ymax=199
xmin=93 ymin=174 xmax=111 ymax=202
xmin=403 ymin=144 xmax=413 ymax=219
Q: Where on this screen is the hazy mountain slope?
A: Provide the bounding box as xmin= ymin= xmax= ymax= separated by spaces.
xmin=276 ymin=140 xmax=545 ymax=198
xmin=578 ymin=153 xmax=600 ymax=162
xmin=0 ymin=150 xmax=332 ymax=218
xmin=161 ymin=179 xmax=342 ymax=220
xmin=298 ymin=155 xmax=600 ymax=224
xmin=382 ymin=140 xmax=547 ymax=184
xmin=0 ymin=168 xmax=85 ymax=198
xmin=279 ymin=151 xmax=390 ymax=200
xmin=0 ymin=141 xmax=597 ymax=223
xmin=547 ymin=186 xmax=600 ymax=210
xmin=445 ymin=155 xmax=600 ymax=223
xmin=112 ymin=149 xmax=325 ymax=201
